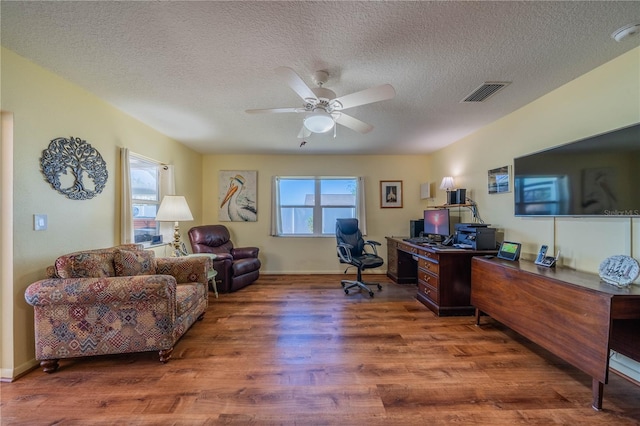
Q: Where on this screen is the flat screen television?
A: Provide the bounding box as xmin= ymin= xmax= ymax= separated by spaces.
xmin=424 ymin=208 xmax=451 ymax=239
xmin=514 ymin=123 xmax=640 ymax=217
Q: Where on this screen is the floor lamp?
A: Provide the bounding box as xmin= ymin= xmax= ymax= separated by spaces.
xmin=155 ymin=195 xmax=194 ymax=255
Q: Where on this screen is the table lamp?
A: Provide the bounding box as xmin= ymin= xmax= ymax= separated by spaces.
xmin=155 ymin=195 xmax=194 ymax=254
xmin=439 ymin=176 xmax=457 ymax=205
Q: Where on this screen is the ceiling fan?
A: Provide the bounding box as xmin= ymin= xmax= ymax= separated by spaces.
xmin=246 ymin=67 xmax=395 ymax=138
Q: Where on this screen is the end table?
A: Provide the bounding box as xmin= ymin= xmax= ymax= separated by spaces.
xmin=186 ymin=253 xmax=218 ymax=298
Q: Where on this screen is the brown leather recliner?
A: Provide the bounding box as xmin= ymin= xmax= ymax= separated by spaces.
xmin=188 ymin=225 xmax=261 ymax=293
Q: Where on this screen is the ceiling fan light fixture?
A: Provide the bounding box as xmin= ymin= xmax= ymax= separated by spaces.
xmin=611 ymin=23 xmax=640 ymax=42
xmin=303 ymin=110 xmax=335 ymax=133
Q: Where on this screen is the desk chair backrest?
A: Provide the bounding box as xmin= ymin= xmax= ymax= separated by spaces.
xmin=336 ymin=218 xmax=365 ymax=258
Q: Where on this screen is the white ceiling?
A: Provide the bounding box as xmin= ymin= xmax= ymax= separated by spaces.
xmin=2 ymin=1 xmax=639 ymax=155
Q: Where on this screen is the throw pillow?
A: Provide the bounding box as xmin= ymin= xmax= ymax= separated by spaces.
xmin=114 ymin=249 xmax=156 ymax=276
xmin=69 ymin=252 xmax=115 ymax=278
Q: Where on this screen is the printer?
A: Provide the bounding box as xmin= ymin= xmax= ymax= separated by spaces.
xmin=454 ymin=223 xmax=496 ymax=250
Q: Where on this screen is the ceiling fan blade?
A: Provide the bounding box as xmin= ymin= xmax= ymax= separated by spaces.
xmin=297 ymin=126 xmax=311 ymax=139
xmin=332 ymin=84 xmax=395 ymax=110
xmin=334 ymin=113 xmax=374 ymax=134
xmin=275 ymin=67 xmax=318 ymax=101
xmin=245 ymin=107 xmax=304 ymax=114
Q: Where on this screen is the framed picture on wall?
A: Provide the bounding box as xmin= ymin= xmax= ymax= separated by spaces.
xmin=488 ymin=166 xmax=511 ymax=194
xmin=218 ymin=170 xmax=257 ymax=221
xmin=380 ymin=180 xmax=403 ymax=208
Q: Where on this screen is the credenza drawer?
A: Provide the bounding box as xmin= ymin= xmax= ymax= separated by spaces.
xmin=418 ymin=282 xmax=439 ymax=304
xmin=418 ymin=270 xmax=439 ymax=288
xmin=418 ymin=258 xmax=439 ymax=275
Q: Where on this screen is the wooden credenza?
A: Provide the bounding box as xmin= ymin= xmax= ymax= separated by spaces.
xmin=471 ymin=256 xmax=640 ymax=410
xmin=386 ymin=237 xmax=495 ymax=316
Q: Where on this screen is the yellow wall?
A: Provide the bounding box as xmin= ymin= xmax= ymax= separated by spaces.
xmin=202 ymin=155 xmax=432 ymax=274
xmin=429 ymin=46 xmax=640 ymax=271
xmin=431 ymin=46 xmax=640 ymax=380
xmin=0 ymin=48 xmax=203 ymax=379
xmin=2 ymin=44 xmax=639 ymax=381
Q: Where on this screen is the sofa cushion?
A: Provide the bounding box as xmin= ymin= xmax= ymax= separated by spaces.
xmin=114 ymin=249 xmax=156 ymax=276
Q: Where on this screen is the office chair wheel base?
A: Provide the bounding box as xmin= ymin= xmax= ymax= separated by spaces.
xmin=369 ymin=291 xmax=374 ymax=297
xmin=344 ymin=289 xmax=349 ymax=295
xmin=377 ymin=284 xmax=382 ymax=290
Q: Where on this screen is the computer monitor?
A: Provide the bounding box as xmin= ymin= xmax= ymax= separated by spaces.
xmin=423 ymin=208 xmax=450 ymax=240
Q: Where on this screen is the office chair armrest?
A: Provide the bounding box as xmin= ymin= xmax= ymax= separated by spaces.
xmin=337 ymin=242 xmax=353 ymax=263
xmin=363 ymin=240 xmax=380 ymax=255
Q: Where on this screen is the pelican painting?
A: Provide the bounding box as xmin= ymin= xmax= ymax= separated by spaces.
xmin=219 ymin=171 xmax=257 ymax=222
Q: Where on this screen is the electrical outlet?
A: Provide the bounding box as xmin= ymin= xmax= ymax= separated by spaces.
xmin=34 ymin=214 xmax=47 ymax=231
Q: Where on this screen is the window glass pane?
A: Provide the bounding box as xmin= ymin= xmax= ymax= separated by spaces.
xmin=129 ymin=154 xmax=161 ymax=244
xmin=133 ymin=203 xmax=157 ymax=218
xmin=322 ymin=207 xmax=355 ymax=234
xmin=321 ymin=179 xmax=356 ymax=206
xmin=130 ymin=158 xmax=159 ymax=201
xmin=280 ymin=207 xmax=313 ymax=234
xmin=279 ymin=179 xmax=315 ymax=205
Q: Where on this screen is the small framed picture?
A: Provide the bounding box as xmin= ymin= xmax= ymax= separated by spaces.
xmin=488 ymin=165 xmax=511 ymax=194
xmin=380 ymin=180 xmax=403 ymax=208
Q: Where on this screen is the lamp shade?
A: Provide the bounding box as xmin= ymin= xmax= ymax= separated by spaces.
xmin=303 ymin=111 xmax=335 ymax=133
xmin=155 ymin=195 xmax=193 ymax=222
xmin=439 ymin=176 xmax=455 ymax=190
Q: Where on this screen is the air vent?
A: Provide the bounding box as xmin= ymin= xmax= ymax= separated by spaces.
xmin=461 ymin=82 xmax=511 ymax=102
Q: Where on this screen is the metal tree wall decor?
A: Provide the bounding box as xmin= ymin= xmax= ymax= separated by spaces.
xmin=40 ymin=136 xmax=108 ymax=200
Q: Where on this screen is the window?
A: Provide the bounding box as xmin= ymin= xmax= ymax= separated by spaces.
xmin=272 ymin=177 xmax=365 ymax=236
xmin=130 ymin=154 xmax=162 ymax=244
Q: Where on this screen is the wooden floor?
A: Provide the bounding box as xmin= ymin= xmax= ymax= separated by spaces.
xmin=2 ymin=274 xmax=639 ymax=425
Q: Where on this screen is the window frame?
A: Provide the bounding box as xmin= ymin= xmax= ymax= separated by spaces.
xmin=272 ymin=176 xmax=364 ymax=237
xmin=129 ymin=153 xmax=163 ymax=246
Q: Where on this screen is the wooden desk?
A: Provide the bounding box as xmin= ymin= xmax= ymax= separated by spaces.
xmin=471 ymin=257 xmax=640 ymax=410
xmin=386 ymin=237 xmax=495 ymax=316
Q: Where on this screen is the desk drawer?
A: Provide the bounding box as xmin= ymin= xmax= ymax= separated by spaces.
xmin=418 ymin=250 xmax=439 ymax=262
xmin=418 ymin=258 xmax=439 ymax=275
xmin=418 ymin=270 xmax=439 ymax=288
xmin=418 ymin=282 xmax=439 ymax=304
xmin=399 ymin=243 xmax=418 ymax=254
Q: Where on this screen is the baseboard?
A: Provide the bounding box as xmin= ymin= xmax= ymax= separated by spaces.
xmin=1 ymin=358 xmax=39 ymax=382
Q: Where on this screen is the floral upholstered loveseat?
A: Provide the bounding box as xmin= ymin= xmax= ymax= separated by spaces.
xmin=24 ymin=244 xmax=210 ymax=373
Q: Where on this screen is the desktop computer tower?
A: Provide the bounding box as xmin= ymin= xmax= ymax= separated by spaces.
xmin=455 ymin=188 xmax=466 ymax=204
xmin=409 ymin=219 xmax=424 ymax=238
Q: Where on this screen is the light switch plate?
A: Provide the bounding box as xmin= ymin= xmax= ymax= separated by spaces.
xmin=34 ymin=214 xmax=47 ymax=231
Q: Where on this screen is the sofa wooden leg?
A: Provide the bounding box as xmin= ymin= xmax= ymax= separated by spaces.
xmin=159 ymin=348 xmax=173 ymax=363
xmin=197 ymin=312 xmax=205 ymax=321
xmin=41 ymin=359 xmax=59 ymax=373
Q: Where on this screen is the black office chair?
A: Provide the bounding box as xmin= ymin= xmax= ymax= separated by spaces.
xmin=336 ymin=218 xmax=383 ymax=297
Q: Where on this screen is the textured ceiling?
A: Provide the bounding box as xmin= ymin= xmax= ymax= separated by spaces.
xmin=2 ymin=1 xmax=639 ymax=155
